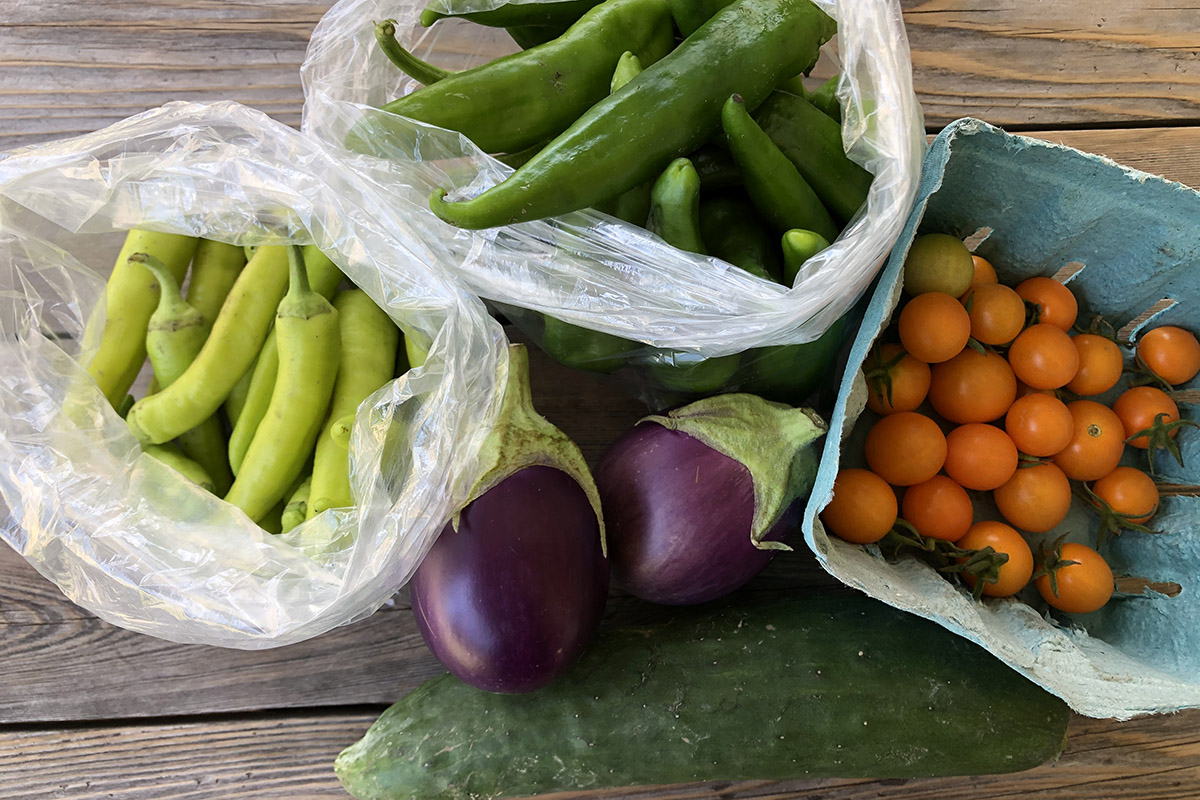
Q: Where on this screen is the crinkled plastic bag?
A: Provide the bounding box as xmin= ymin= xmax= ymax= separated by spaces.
xmin=0 ymin=101 xmax=508 ymax=648
xmin=805 ymin=119 xmax=1200 ymax=720
xmin=299 ymin=0 xmax=925 ymax=370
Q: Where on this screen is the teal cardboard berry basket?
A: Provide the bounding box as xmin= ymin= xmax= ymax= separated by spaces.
xmin=803 ymin=117 xmax=1200 ymax=720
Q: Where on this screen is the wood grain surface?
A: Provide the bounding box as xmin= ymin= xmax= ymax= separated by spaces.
xmin=3 ymin=2 xmax=1200 ymax=799
xmin=2 ymin=0 xmax=1200 ymax=149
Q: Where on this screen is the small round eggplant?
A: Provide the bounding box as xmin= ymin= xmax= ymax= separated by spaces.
xmin=595 ymin=394 xmax=826 ymax=606
xmin=409 ymin=344 xmax=608 ymax=693
xmin=411 ymin=465 xmax=608 ymax=694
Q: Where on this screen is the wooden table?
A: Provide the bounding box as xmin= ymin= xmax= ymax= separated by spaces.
xmin=3 ymin=1 xmax=1200 ymax=797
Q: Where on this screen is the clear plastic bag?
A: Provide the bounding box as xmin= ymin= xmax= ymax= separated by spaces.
xmin=299 ymin=0 xmax=926 ymax=402
xmin=0 ymin=100 xmax=508 ymax=648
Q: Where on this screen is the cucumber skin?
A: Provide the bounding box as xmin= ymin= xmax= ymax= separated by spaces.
xmin=336 ymin=594 xmax=1069 ymax=799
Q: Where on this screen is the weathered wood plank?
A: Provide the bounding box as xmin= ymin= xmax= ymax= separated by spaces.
xmin=900 ymin=0 xmax=1200 ymax=129
xmin=3 ymin=710 xmax=1200 ymax=800
xmin=2 ymin=1 xmax=1200 ymax=149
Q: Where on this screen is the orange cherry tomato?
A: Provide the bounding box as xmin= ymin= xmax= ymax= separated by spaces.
xmin=1065 ymin=334 xmax=1124 ymax=396
xmin=957 ymin=521 xmax=1034 ymax=598
xmin=928 ymin=348 xmax=1017 ymax=424
xmin=1112 ymin=385 xmax=1181 ymax=449
xmin=962 ymin=283 xmax=1025 ymax=346
xmin=822 ymin=469 xmax=898 ymax=544
xmin=943 ymin=423 xmax=1018 ymax=491
xmin=1015 ymin=276 xmax=1078 ymax=331
xmin=897 ymin=292 xmax=971 ymax=364
xmin=993 ymin=462 xmax=1072 ymax=533
xmin=864 ymin=411 xmax=947 ymax=487
xmin=1053 ymin=400 xmax=1126 ymax=481
xmin=901 ymin=475 xmax=974 ymax=542
xmin=1138 ymin=326 xmax=1200 ymax=386
xmin=1036 ymin=542 xmax=1113 ymax=614
xmin=865 ymin=343 xmax=932 ymax=415
xmin=1091 ymin=466 xmax=1159 ymax=525
xmin=1004 ymin=392 xmax=1074 ymax=457
xmin=1007 ymin=323 xmax=1080 ymax=390
xmin=968 ymin=254 xmax=999 ymax=290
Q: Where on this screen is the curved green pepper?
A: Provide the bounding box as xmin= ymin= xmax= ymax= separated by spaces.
xmin=541 ymin=317 xmax=632 ymax=374
xmin=722 ymin=93 xmax=838 ymax=241
xmin=754 ymin=91 xmax=871 ymax=223
xmin=740 ymin=316 xmax=848 ymax=403
xmin=698 ymin=195 xmax=782 ymax=283
xmin=420 ymin=0 xmax=604 ymax=29
xmin=648 ymin=349 xmax=741 ymax=396
xmin=430 ymin=0 xmax=837 ymax=229
xmin=781 ymin=228 xmax=832 ymax=285
xmin=381 ymin=0 xmax=675 ymax=155
xmin=646 ymin=157 xmax=706 ymax=254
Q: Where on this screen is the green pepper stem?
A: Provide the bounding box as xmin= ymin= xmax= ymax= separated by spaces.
xmin=286 ymin=244 xmax=313 ymax=298
xmin=129 ymin=251 xmax=185 ymax=309
xmin=374 ymin=19 xmax=453 ymax=85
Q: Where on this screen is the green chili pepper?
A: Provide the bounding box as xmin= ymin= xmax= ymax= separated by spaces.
xmin=698 ymin=195 xmax=782 ymax=283
xmin=754 ymin=91 xmax=871 ymax=223
xmin=185 ymin=240 xmax=247 ymax=330
xmin=740 ymin=316 xmax=847 ymax=403
xmin=258 ymin=498 xmax=285 ymax=535
xmin=133 ymin=252 xmax=235 ymax=495
xmin=420 ymin=0 xmax=604 ymax=28
xmin=722 ymin=93 xmax=838 ymax=241
xmin=641 ymin=162 xmax=739 ymax=395
xmin=648 ymin=349 xmax=741 ymax=396
xmin=505 ymin=23 xmax=571 ymax=49
xmin=776 ymin=74 xmax=809 ymax=97
xmin=689 ymin=144 xmax=741 ymax=191
xmin=374 ymin=19 xmax=453 ymax=85
xmin=380 ymin=0 xmax=674 ymax=155
xmin=430 ymin=0 xmax=836 ymax=229
xmin=308 ymin=290 xmax=400 ymax=518
xmin=227 ymin=246 xmax=345 ymax=475
xmin=87 ymin=230 xmax=199 ymax=408
xmin=594 ymin=51 xmax=652 ymax=225
xmin=225 ymin=362 xmax=255 ymax=428
xmin=541 ymin=316 xmax=632 ymax=374
xmin=117 ymin=394 xmax=135 ymax=419
xmin=808 ymin=74 xmax=842 ymax=121
xmin=781 ymin=228 xmax=832 ymax=285
xmin=126 ymin=246 xmax=290 ymax=445
xmin=281 ymin=476 xmax=312 ymax=533
xmin=647 ymin=157 xmax=707 ymax=254
xmin=668 ymin=0 xmax=736 ymax=37
xmin=143 ymin=444 xmax=216 ymax=493
xmin=224 ymin=246 xmax=341 ymax=522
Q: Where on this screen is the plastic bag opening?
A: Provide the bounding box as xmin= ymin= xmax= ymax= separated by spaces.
xmin=0 ymin=100 xmax=508 ymax=649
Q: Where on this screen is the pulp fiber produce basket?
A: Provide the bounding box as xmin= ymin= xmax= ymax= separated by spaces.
xmin=803 ymin=117 xmax=1200 ymax=719
xmin=300 ymin=0 xmax=926 ymax=407
xmin=0 ymin=100 xmax=509 ymax=649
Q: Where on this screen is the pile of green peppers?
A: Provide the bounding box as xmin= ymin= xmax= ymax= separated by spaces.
xmin=373 ymin=0 xmax=871 ymax=402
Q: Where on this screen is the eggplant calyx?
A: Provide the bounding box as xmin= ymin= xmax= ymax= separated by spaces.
xmin=457 ymin=343 xmax=606 ymax=553
xmin=641 ymin=394 xmax=827 ymax=550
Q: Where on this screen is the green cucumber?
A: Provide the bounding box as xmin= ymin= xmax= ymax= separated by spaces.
xmin=336 ymin=593 xmax=1069 ymax=800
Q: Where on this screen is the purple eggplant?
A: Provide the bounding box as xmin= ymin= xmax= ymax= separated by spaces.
xmin=409 ymin=344 xmax=608 ymax=693
xmin=595 ymin=394 xmax=826 ymax=605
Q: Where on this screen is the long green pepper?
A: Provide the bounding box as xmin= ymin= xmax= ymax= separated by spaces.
xmin=380 ymin=0 xmax=674 ymax=155
xmin=126 ymin=246 xmax=290 ymax=445
xmin=87 ymin=230 xmax=198 ymax=408
xmin=185 ymin=240 xmax=246 ymax=329
xmin=722 ymin=93 xmax=838 ymax=241
xmin=224 ymin=246 xmax=340 ymax=523
xmin=226 ymin=246 xmax=344 ymax=475
xmin=419 ymin=0 xmax=605 ymax=28
xmin=430 ymin=0 xmax=836 ymax=229
xmin=133 ymin=253 xmax=234 ymax=494
xmin=307 ymin=290 xmax=400 ymax=518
